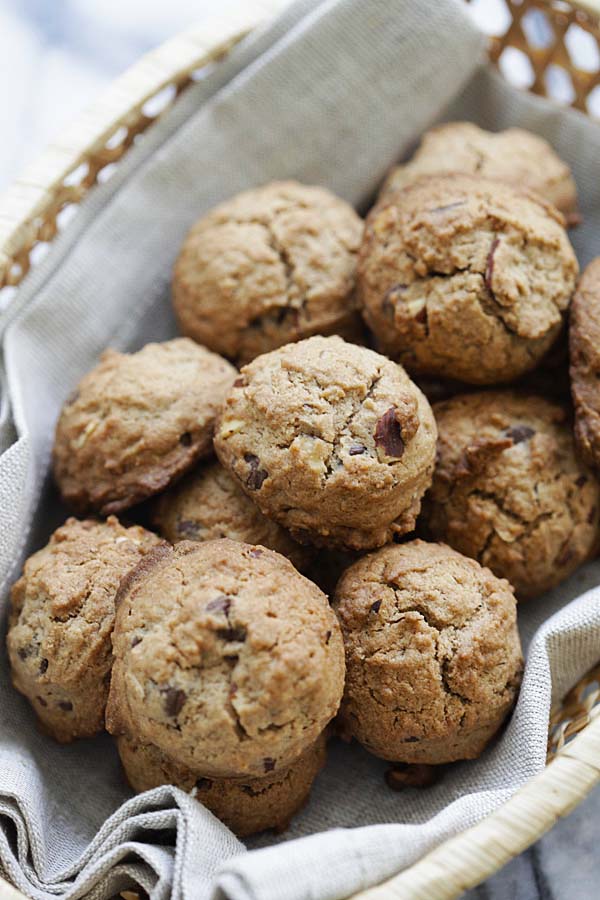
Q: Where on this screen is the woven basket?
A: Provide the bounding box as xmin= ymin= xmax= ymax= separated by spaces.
xmin=2 ymin=1 xmax=600 ymax=897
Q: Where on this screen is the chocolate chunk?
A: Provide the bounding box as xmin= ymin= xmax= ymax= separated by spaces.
xmin=216 ymin=626 xmax=247 ymax=643
xmin=244 ymin=453 xmax=268 ymax=490
xmin=36 ymin=696 xmax=47 ymax=707
xmin=177 ymin=519 xmax=201 ymax=539
xmin=195 ymin=777 xmax=212 ymax=791
xmin=179 ymin=432 xmax=193 ymax=447
xmin=414 ymin=306 xmax=427 ymax=324
xmin=206 ymin=594 xmax=231 ymax=615
xmin=349 ymin=443 xmax=367 ymax=456
xmin=233 ymin=376 xmax=247 ymax=388
xmin=163 ymin=687 xmax=187 ymax=717
xmin=506 ymin=425 xmax=535 ymax=444
xmin=58 ymin=700 xmax=73 ymax=712
xmin=17 ymin=646 xmax=31 ymax=661
xmin=325 ymin=630 xmax=332 ymax=645
xmin=485 ymin=236 xmax=500 ymax=293
xmin=374 ymin=407 xmax=405 ymax=458
xmin=263 ymin=757 xmax=276 ymax=772
xmin=370 ymin=599 xmax=382 ymax=614
xmin=39 ymin=658 xmax=49 ymax=674
xmin=576 ymin=475 xmax=588 ymax=487
xmin=385 ymin=763 xmax=440 ymax=790
xmin=131 ymin=635 xmax=142 ymax=648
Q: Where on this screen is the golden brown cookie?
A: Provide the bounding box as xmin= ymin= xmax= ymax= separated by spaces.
xmin=172 ymin=181 xmax=364 ymax=365
xmin=106 ymin=539 xmax=344 ymax=777
xmin=53 ymin=338 xmax=236 ymax=515
xmin=421 ymin=391 xmax=599 ymax=599
xmin=358 ymin=175 xmax=578 ymax=384
xmin=117 ymin=732 xmax=327 ymax=837
xmin=151 ymin=459 xmax=313 ymax=572
xmin=334 ymin=540 xmax=523 ymax=764
xmin=7 ymin=517 xmax=161 ymax=742
xmin=381 ymin=122 xmax=579 ymax=223
xmin=214 ymin=335 xmax=437 ymax=551
xmin=570 ymin=259 xmax=600 ymax=469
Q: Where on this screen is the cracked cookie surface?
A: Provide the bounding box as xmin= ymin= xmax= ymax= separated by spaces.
xmin=7 ymin=517 xmax=161 ymax=742
xmin=358 ymin=175 xmax=578 ymax=384
xmin=172 ymin=181 xmax=364 ymax=365
xmin=214 ymin=335 xmax=437 ymax=550
xmin=53 ymin=338 xmax=236 ymax=515
xmin=117 ymin=731 xmax=326 ymax=837
xmin=380 ymin=122 xmax=579 ymax=223
xmin=151 ymin=459 xmax=313 ymax=572
xmin=422 ymin=391 xmax=599 ymax=599
xmin=570 ymin=259 xmax=600 ymax=470
xmin=106 ymin=539 xmax=344 ymax=777
xmin=334 ymin=540 xmax=523 ymax=764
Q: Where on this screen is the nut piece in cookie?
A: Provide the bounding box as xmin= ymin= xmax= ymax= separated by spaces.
xmin=106 ymin=539 xmax=344 ymax=778
xmin=151 ymin=459 xmax=313 ymax=572
xmin=117 ymin=731 xmax=327 ymax=837
xmin=380 ymin=122 xmax=579 ymax=224
xmin=53 ymin=338 xmax=236 ymax=515
xmin=214 ymin=335 xmax=437 ymax=551
xmin=358 ymin=175 xmax=578 ymax=385
xmin=570 ymin=259 xmax=600 ymax=469
xmin=7 ymin=517 xmax=161 ymax=742
xmin=172 ymin=181 xmax=364 ymax=365
xmin=334 ymin=540 xmax=523 ymax=764
xmin=421 ymin=391 xmax=599 ymax=599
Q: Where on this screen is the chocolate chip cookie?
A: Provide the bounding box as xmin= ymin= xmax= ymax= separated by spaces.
xmin=214 ymin=335 xmax=437 ymax=550
xmin=422 ymin=391 xmax=599 ymax=599
xmin=334 ymin=540 xmax=523 ymax=764
xmin=570 ymin=259 xmax=600 ymax=469
xmin=117 ymin=732 xmax=326 ymax=837
xmin=106 ymin=539 xmax=344 ymax=777
xmin=151 ymin=459 xmax=313 ymax=572
xmin=172 ymin=181 xmax=364 ymax=365
xmin=7 ymin=517 xmax=161 ymax=742
xmin=381 ymin=122 xmax=579 ymax=224
xmin=53 ymin=338 xmax=236 ymax=515
xmin=358 ymin=175 xmax=578 ymax=384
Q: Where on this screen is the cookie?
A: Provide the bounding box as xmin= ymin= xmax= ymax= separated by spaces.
xmin=421 ymin=391 xmax=599 ymax=599
xmin=381 ymin=122 xmax=579 ymax=224
xmin=7 ymin=517 xmax=161 ymax=742
xmin=117 ymin=732 xmax=327 ymax=837
xmin=358 ymin=175 xmax=578 ymax=384
xmin=570 ymin=259 xmax=600 ymax=469
xmin=334 ymin=540 xmax=523 ymax=764
xmin=151 ymin=459 xmax=313 ymax=572
xmin=214 ymin=335 xmax=437 ymax=550
xmin=106 ymin=539 xmax=344 ymax=777
xmin=53 ymin=338 xmax=236 ymax=515
xmin=172 ymin=181 xmax=364 ymax=365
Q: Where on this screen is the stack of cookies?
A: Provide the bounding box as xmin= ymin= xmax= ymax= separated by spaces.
xmin=7 ymin=122 xmax=599 ymax=836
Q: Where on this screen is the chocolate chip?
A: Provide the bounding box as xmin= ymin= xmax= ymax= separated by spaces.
xmin=17 ymin=646 xmax=31 ymax=661
xmin=58 ymin=701 xmax=73 ymax=712
xmin=404 ymin=736 xmax=419 ymax=743
xmin=506 ymin=425 xmax=535 ymax=445
xmin=485 ymin=236 xmax=500 ymax=293
xmin=414 ymin=307 xmax=427 ymax=324
xmin=233 ymin=376 xmax=247 ymax=388
xmin=206 ymin=595 xmax=231 ymax=616
xmin=349 ymin=443 xmax=367 ymax=456
xmin=195 ymin=777 xmax=212 ymax=791
xmin=263 ymin=757 xmax=276 ymax=772
xmin=249 ymin=548 xmax=263 ymax=558
xmin=325 ymin=630 xmax=332 ymax=645
xmin=131 ymin=635 xmax=142 ymax=648
xmin=163 ymin=687 xmax=187 ymax=717
xmin=576 ymin=475 xmax=589 ymax=488
xmin=244 ymin=453 xmax=268 ymax=490
xmin=36 ymin=696 xmax=47 ymax=707
xmin=374 ymin=408 xmax=404 ymax=458
xmin=241 ymin=785 xmax=256 ymax=796
xmin=370 ymin=600 xmax=382 ymax=614
xmin=39 ymin=658 xmax=48 ymax=674
xmin=385 ymin=763 xmax=440 ymax=790
xmin=177 ymin=519 xmax=201 ymax=540
xmin=216 ymin=626 xmax=247 ymax=643
xmin=179 ymin=432 xmax=193 ymax=447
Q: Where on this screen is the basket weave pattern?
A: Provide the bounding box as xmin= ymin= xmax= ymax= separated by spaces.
xmin=1 ymin=2 xmax=600 ymax=898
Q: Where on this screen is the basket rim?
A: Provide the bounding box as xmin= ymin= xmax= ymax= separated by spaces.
xmin=1 ymin=2 xmax=600 ymax=899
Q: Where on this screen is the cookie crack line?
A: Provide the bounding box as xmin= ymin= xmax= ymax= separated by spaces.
xmin=324 ymin=367 xmax=384 ymax=483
